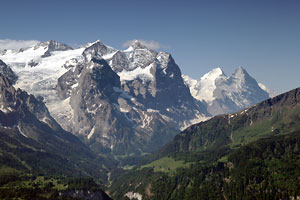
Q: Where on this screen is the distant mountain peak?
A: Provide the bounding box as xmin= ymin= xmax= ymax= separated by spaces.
xmin=87 ymin=40 xmax=107 ymax=48
xmin=33 ymin=40 xmax=73 ymax=58
xmin=201 ymin=67 xmax=225 ymax=81
xmin=35 ymin=40 xmax=72 ymax=50
xmin=232 ymin=66 xmax=249 ymax=79
xmin=130 ymin=40 xmax=147 ymax=49
xmin=182 ymin=66 xmax=270 ymax=115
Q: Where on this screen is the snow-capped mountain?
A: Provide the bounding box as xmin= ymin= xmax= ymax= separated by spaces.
xmin=0 ymin=39 xmax=273 ymax=155
xmin=0 ymin=40 xmax=207 ymax=154
xmin=183 ymin=67 xmax=271 ymax=115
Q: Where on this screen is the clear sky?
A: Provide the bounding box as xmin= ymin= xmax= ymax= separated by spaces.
xmin=0 ymin=0 xmax=299 ymax=93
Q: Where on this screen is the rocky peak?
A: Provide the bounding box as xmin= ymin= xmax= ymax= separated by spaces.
xmin=231 ymin=66 xmax=250 ymax=80
xmin=83 ymin=41 xmax=116 ymax=60
xmin=34 ymin=40 xmax=72 ymax=51
xmin=129 ymin=40 xmax=148 ymax=50
xmin=89 ymin=58 xmax=121 ymax=94
xmin=110 ymin=50 xmax=129 ymax=73
xmin=228 ymin=67 xmax=261 ymax=89
xmin=47 ymin=40 xmax=73 ymax=51
xmin=33 ymin=40 xmax=73 ymax=58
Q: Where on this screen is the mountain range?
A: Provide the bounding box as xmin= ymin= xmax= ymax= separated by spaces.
xmin=183 ymin=67 xmax=273 ymax=116
xmin=0 ymin=40 xmax=273 ymax=155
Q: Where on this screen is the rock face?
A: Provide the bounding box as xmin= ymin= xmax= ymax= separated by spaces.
xmin=0 ymin=60 xmax=17 ymax=84
xmin=56 ymin=41 xmax=206 ymax=154
xmin=60 ymin=189 xmax=112 ymax=200
xmin=183 ymin=67 xmax=270 ymax=116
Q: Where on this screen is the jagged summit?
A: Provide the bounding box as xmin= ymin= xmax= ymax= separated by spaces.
xmin=47 ymin=40 xmax=73 ymax=50
xmin=32 ymin=40 xmax=73 ymax=58
xmin=231 ymin=66 xmax=250 ymax=79
xmin=229 ymin=66 xmax=263 ymax=92
xmin=124 ymin=40 xmax=154 ymax=53
xmin=34 ymin=40 xmax=72 ymax=51
xmin=83 ymin=40 xmax=116 ymax=60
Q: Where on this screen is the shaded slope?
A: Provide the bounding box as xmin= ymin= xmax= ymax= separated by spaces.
xmin=160 ymin=87 xmax=300 ymax=154
xmin=0 ymin=60 xmax=108 ymax=180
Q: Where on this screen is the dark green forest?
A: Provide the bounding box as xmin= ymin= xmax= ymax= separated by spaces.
xmin=110 ymin=131 xmax=300 ymax=200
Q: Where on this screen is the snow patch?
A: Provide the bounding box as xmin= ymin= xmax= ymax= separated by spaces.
xmin=71 ymin=83 xmax=78 ymax=89
xmin=125 ymin=192 xmax=142 ymax=200
xmin=40 ymin=117 xmax=51 ymax=124
xmin=0 ymin=105 xmax=13 ymax=113
xmin=118 ymin=64 xmax=153 ymax=81
xmin=147 ymin=108 xmax=160 ymax=113
xmin=140 ymin=113 xmax=153 ymax=129
xmin=87 ymin=126 xmax=96 ymax=140
xmin=18 ymin=124 xmax=28 ymax=138
xmin=102 ymin=51 xmax=116 ymax=60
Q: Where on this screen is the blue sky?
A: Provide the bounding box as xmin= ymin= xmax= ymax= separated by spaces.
xmin=0 ymin=0 xmax=299 ymax=93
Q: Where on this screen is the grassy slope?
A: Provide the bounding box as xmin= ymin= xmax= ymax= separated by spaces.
xmin=140 ymin=156 xmax=192 ymax=174
xmin=0 ymin=169 xmax=112 ymax=200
